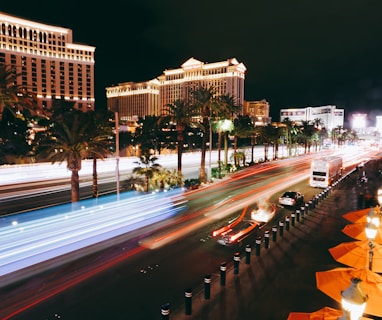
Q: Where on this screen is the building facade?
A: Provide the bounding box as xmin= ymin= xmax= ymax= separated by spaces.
xmin=0 ymin=12 xmax=95 ymax=116
xmin=106 ymin=79 xmax=160 ymax=121
xmin=106 ymin=57 xmax=246 ymax=120
xmin=243 ymin=99 xmax=271 ymax=126
xmin=280 ymin=105 xmax=344 ymax=131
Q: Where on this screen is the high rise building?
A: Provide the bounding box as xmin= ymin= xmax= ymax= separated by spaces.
xmin=0 ymin=12 xmax=95 ymax=116
xmin=106 ymin=57 xmax=246 ymax=120
xmin=279 ymin=105 xmax=344 ymax=131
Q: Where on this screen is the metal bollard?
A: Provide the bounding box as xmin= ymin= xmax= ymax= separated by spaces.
xmin=272 ymin=225 xmax=277 ymax=242
xmin=296 ymin=210 xmax=300 ymax=222
xmin=255 ymin=237 xmax=261 ymax=256
xmin=204 ymin=275 xmax=211 ymax=300
xmin=305 ymin=203 xmax=309 ymax=215
xmin=185 ymin=288 xmax=192 ymax=315
xmin=285 ymin=216 xmax=290 ymax=231
xmin=245 ymin=244 xmax=251 ymax=264
xmin=264 ymin=230 xmax=270 ymax=249
xmin=161 ymin=303 xmax=170 ymax=320
xmin=234 ymin=252 xmax=240 ymax=274
xmin=279 ymin=220 xmax=284 ymax=237
xmin=291 ymin=213 xmax=296 ymax=227
xmin=220 ymin=262 xmax=226 ymax=286
xmin=300 ymin=207 xmax=305 ymax=220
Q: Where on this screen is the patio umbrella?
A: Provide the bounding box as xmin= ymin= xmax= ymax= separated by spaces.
xmin=287 ymin=306 xmax=343 ymax=320
xmin=342 ymin=223 xmax=382 ymax=243
xmin=287 ymin=306 xmax=372 ymax=320
xmin=342 ymin=207 xmax=380 ymax=224
xmin=316 ymin=267 xmax=382 ymax=318
xmin=328 ymin=240 xmax=382 ymax=273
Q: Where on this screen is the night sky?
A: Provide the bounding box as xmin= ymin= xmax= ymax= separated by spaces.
xmin=2 ymin=1 xmax=382 ymax=125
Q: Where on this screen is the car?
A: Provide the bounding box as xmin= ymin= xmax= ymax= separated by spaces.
xmin=216 ymin=220 xmax=259 ymax=246
xmin=278 ymin=191 xmax=304 ymax=207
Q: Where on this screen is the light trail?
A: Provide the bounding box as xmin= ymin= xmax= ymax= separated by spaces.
xmin=0 ymin=189 xmax=187 ymax=278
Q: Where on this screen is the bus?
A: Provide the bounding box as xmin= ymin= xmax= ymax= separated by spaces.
xmin=309 ymin=156 xmax=343 ymax=188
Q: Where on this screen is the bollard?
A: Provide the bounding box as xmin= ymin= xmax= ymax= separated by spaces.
xmin=255 ymin=237 xmax=261 ymax=256
xmin=185 ymin=288 xmax=192 ymax=315
xmin=220 ymin=262 xmax=226 ymax=286
xmin=279 ymin=220 xmax=284 ymax=237
xmin=234 ymin=252 xmax=240 ymax=274
xmin=161 ymin=303 xmax=170 ymax=320
xmin=245 ymin=244 xmax=251 ymax=264
xmin=291 ymin=212 xmax=296 ymax=227
xmin=272 ymin=225 xmax=277 ymax=242
xmin=285 ymin=216 xmax=290 ymax=231
xmin=309 ymin=200 xmax=313 ymax=210
xmin=264 ymin=230 xmax=270 ymax=249
xmin=204 ymin=275 xmax=211 ymax=300
xmin=300 ymin=207 xmax=305 ymax=220
xmin=305 ymin=203 xmax=309 ymax=215
xmin=296 ymin=210 xmax=300 ymax=222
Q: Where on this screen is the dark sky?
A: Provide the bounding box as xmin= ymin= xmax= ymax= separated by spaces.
xmin=2 ymin=0 xmax=382 ymax=124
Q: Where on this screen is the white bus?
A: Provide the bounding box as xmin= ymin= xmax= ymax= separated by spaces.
xmin=309 ymin=156 xmax=343 ymax=188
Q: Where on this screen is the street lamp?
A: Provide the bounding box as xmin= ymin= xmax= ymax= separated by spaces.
xmin=340 ymin=278 xmax=368 ymax=320
xmin=365 ymin=221 xmax=378 ymax=271
xmin=115 ymin=111 xmax=120 ymax=199
xmin=367 ymin=207 xmax=380 ymax=228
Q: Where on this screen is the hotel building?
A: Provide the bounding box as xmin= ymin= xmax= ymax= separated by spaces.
xmin=0 ymin=12 xmax=95 ymax=116
xmin=279 ymin=105 xmax=344 ymax=131
xmin=106 ymin=57 xmax=246 ymax=120
xmin=243 ymin=99 xmax=272 ymax=126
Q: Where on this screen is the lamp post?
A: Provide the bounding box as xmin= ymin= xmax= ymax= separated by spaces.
xmin=367 ymin=207 xmax=380 ymax=228
xmin=340 ymin=277 xmax=368 ymax=320
xmin=115 ymin=111 xmax=120 ymax=199
xmin=365 ymin=221 xmax=378 ymax=271
xmin=208 ymin=112 xmax=212 ymax=182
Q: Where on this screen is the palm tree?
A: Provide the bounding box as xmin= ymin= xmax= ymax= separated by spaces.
xmin=132 ymin=151 xmax=162 ymax=192
xmin=84 ymin=111 xmax=114 ymax=198
xmin=190 ymin=86 xmax=222 ymax=182
xmin=160 ymin=99 xmax=200 ymax=174
xmin=36 ymin=111 xmax=91 ymax=202
xmin=0 ymin=63 xmax=37 ymax=118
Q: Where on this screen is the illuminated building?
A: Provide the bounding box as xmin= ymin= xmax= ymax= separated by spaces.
xmin=243 ymin=99 xmax=271 ymax=126
xmin=279 ymin=105 xmax=344 ymax=131
xmin=106 ymin=79 xmax=160 ymax=121
xmin=0 ymin=12 xmax=95 ymax=116
xmin=106 ymin=57 xmax=246 ymax=120
xmin=351 ymin=113 xmax=367 ymax=133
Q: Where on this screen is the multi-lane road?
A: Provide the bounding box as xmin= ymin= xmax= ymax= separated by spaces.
xmin=0 ymin=146 xmax=378 ymax=320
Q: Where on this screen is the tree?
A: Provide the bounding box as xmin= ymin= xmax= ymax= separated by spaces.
xmin=160 ymin=99 xmax=200 ymax=174
xmin=0 ymin=63 xmax=37 ymax=117
xmin=132 ymin=151 xmax=162 ymax=192
xmin=84 ymin=110 xmax=114 ymax=198
xmin=36 ymin=110 xmax=91 ymax=202
xmin=190 ymin=86 xmax=222 ymax=182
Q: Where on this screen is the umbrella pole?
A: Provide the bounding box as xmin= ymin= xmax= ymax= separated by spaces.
xmin=369 ymin=242 xmax=374 ymax=271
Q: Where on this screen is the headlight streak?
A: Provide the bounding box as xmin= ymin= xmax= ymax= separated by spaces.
xmin=0 ymin=190 xmax=187 ymax=277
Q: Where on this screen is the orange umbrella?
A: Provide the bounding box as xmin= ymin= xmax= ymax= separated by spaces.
xmin=287 ymin=306 xmax=372 ymax=320
xmin=342 ymin=208 xmax=372 ymax=223
xmin=342 ymin=223 xmax=382 ymax=243
xmin=316 ymin=267 xmax=382 ymax=318
xmin=287 ymin=306 xmax=343 ymax=320
xmin=328 ymin=240 xmax=382 ymax=273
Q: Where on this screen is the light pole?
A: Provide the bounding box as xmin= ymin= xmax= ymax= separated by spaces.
xmin=365 ymin=221 xmax=378 ymax=271
xmin=115 ymin=111 xmax=120 ymax=199
xmin=208 ymin=110 xmax=212 ymax=182
xmin=340 ymin=277 xmax=368 ymax=320
xmin=367 ymin=207 xmax=380 ymax=228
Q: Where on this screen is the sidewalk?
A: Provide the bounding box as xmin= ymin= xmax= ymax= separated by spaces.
xmin=171 ymin=163 xmax=381 ymax=320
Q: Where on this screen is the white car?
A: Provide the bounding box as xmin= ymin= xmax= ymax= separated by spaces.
xmin=278 ymin=191 xmax=304 ymax=207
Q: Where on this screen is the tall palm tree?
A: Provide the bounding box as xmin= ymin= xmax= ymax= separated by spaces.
xmin=190 ymin=86 xmax=222 ymax=182
xmin=84 ymin=111 xmax=114 ymax=198
xmin=37 ymin=111 xmax=91 ymax=202
xmin=160 ymin=99 xmax=200 ymax=174
xmin=0 ymin=63 xmax=36 ymax=118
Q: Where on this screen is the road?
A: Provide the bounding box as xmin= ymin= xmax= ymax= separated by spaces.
xmin=0 ymin=146 xmax=377 ymax=320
